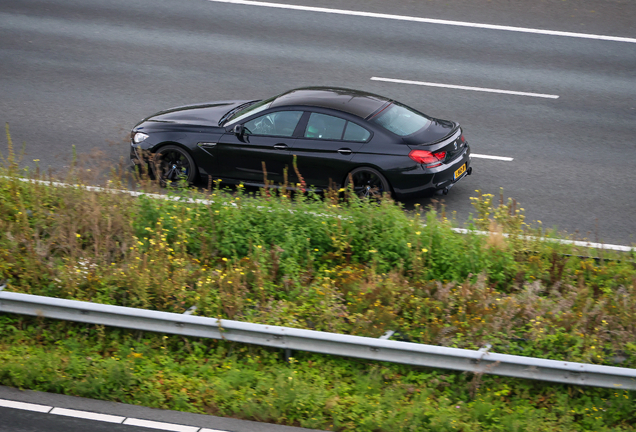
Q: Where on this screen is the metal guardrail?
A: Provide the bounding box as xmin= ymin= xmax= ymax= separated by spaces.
xmin=1 ymin=291 xmax=635 ymax=390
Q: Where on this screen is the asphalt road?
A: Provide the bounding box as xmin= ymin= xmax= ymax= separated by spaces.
xmin=1 ymin=407 xmax=157 ymax=432
xmin=1 ymin=0 xmax=635 ymax=244
xmin=0 ymin=385 xmax=325 ymax=432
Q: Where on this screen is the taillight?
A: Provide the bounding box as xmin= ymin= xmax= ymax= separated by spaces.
xmin=409 ymin=149 xmax=446 ymax=168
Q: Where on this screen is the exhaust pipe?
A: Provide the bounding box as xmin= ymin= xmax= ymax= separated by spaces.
xmin=436 ymin=184 xmax=452 ymax=196
xmin=467 ymin=167 xmax=473 ymax=175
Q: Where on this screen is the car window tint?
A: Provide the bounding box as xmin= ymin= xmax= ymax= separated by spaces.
xmin=371 ymin=102 xmax=431 ymax=136
xmin=305 ymin=113 xmax=346 ymax=140
xmin=343 ymin=122 xmax=371 ymax=142
xmin=225 ymin=97 xmax=275 ymax=126
xmin=244 ymin=111 xmax=303 ymax=137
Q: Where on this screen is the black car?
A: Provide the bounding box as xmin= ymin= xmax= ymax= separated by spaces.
xmin=130 ymin=87 xmax=472 ymax=199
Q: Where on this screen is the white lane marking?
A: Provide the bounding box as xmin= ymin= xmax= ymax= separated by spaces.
xmin=50 ymin=407 xmax=125 ymax=423
xmin=371 ymin=77 xmax=559 ymax=99
xmin=0 ymin=397 xmax=232 ymax=431
xmin=471 ymin=154 xmax=514 ymax=161
xmin=0 ymin=399 xmax=52 ymax=413
xmin=451 ymin=228 xmax=635 ymax=253
xmin=123 ymin=417 xmax=200 ymax=432
xmin=207 ymin=0 xmax=636 ymax=44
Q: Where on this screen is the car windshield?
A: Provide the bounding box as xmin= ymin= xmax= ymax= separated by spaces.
xmin=224 ymin=97 xmax=276 ymax=126
xmin=371 ymin=102 xmax=431 ymax=137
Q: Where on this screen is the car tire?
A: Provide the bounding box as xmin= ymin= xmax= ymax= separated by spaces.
xmin=153 ymin=145 xmax=198 ymax=186
xmin=344 ymin=167 xmax=391 ymax=199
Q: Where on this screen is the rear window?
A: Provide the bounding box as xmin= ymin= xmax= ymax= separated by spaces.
xmin=371 ymin=103 xmax=431 ymax=137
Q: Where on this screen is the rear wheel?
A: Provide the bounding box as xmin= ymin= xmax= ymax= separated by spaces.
xmin=153 ymin=145 xmax=197 ymax=186
xmin=344 ymin=167 xmax=390 ymax=199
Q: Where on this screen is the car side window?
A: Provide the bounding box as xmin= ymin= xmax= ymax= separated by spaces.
xmin=244 ymin=111 xmax=303 ymax=137
xmin=304 ymin=113 xmax=346 ymax=140
xmin=343 ymin=122 xmax=371 ymax=142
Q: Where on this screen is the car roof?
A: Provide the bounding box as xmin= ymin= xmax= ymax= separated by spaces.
xmin=269 ymin=87 xmax=391 ymax=119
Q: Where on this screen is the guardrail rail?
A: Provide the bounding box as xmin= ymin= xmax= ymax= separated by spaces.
xmin=1 ymin=291 xmax=635 ymax=390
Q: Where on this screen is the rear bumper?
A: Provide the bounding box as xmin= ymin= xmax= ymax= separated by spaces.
xmin=392 ymin=146 xmax=472 ymax=200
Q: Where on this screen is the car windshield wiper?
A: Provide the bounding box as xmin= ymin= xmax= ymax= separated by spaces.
xmin=218 ymin=101 xmax=257 ymax=126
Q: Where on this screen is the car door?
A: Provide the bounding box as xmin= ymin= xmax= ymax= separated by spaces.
xmin=216 ymin=110 xmax=303 ymax=184
xmin=291 ymin=112 xmax=370 ymax=188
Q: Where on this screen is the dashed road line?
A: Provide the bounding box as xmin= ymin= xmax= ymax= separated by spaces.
xmin=50 ymin=407 xmax=126 ymax=423
xmin=123 ymin=418 xmax=200 ymax=432
xmin=471 ymin=154 xmax=514 ymax=161
xmin=207 ymin=0 xmax=636 ymax=44
xmin=371 ymin=77 xmax=559 ymax=99
xmin=0 ymin=398 xmax=231 ymax=432
xmin=0 ymin=399 xmax=52 ymax=413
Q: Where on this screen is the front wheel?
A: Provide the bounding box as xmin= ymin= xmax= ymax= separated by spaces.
xmin=153 ymin=145 xmax=198 ymax=186
xmin=344 ymin=167 xmax=391 ymax=199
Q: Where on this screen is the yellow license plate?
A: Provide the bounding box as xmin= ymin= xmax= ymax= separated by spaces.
xmin=454 ymin=164 xmax=466 ymax=179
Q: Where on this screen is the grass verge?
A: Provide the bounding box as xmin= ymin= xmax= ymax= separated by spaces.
xmin=1 ymin=318 xmax=634 ymax=431
xmin=1 ymin=129 xmax=635 ymax=430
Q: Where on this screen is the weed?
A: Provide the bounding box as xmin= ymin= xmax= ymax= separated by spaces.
xmin=1 ymin=136 xmax=636 ymax=430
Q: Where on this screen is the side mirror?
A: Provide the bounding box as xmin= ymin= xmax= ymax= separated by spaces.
xmin=233 ymin=124 xmax=244 ymax=136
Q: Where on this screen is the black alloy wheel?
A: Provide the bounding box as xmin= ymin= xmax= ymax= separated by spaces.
xmin=345 ymin=167 xmax=390 ymax=199
xmin=153 ymin=145 xmax=197 ymax=186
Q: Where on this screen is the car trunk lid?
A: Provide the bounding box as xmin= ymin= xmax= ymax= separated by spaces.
xmin=408 ymin=127 xmax=466 ymax=163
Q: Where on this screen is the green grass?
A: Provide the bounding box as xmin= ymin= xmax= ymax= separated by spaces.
xmin=2 ymin=168 xmax=635 ymax=364
xmin=1 ymin=318 xmax=634 ymax=432
xmin=1 ymin=126 xmax=635 ymax=430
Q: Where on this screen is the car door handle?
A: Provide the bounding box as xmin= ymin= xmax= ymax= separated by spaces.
xmin=338 ymin=148 xmax=352 ymax=155
xmin=273 ymin=144 xmax=288 ymax=150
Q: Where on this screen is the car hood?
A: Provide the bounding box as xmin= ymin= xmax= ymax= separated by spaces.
xmin=142 ymin=100 xmax=251 ymax=127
